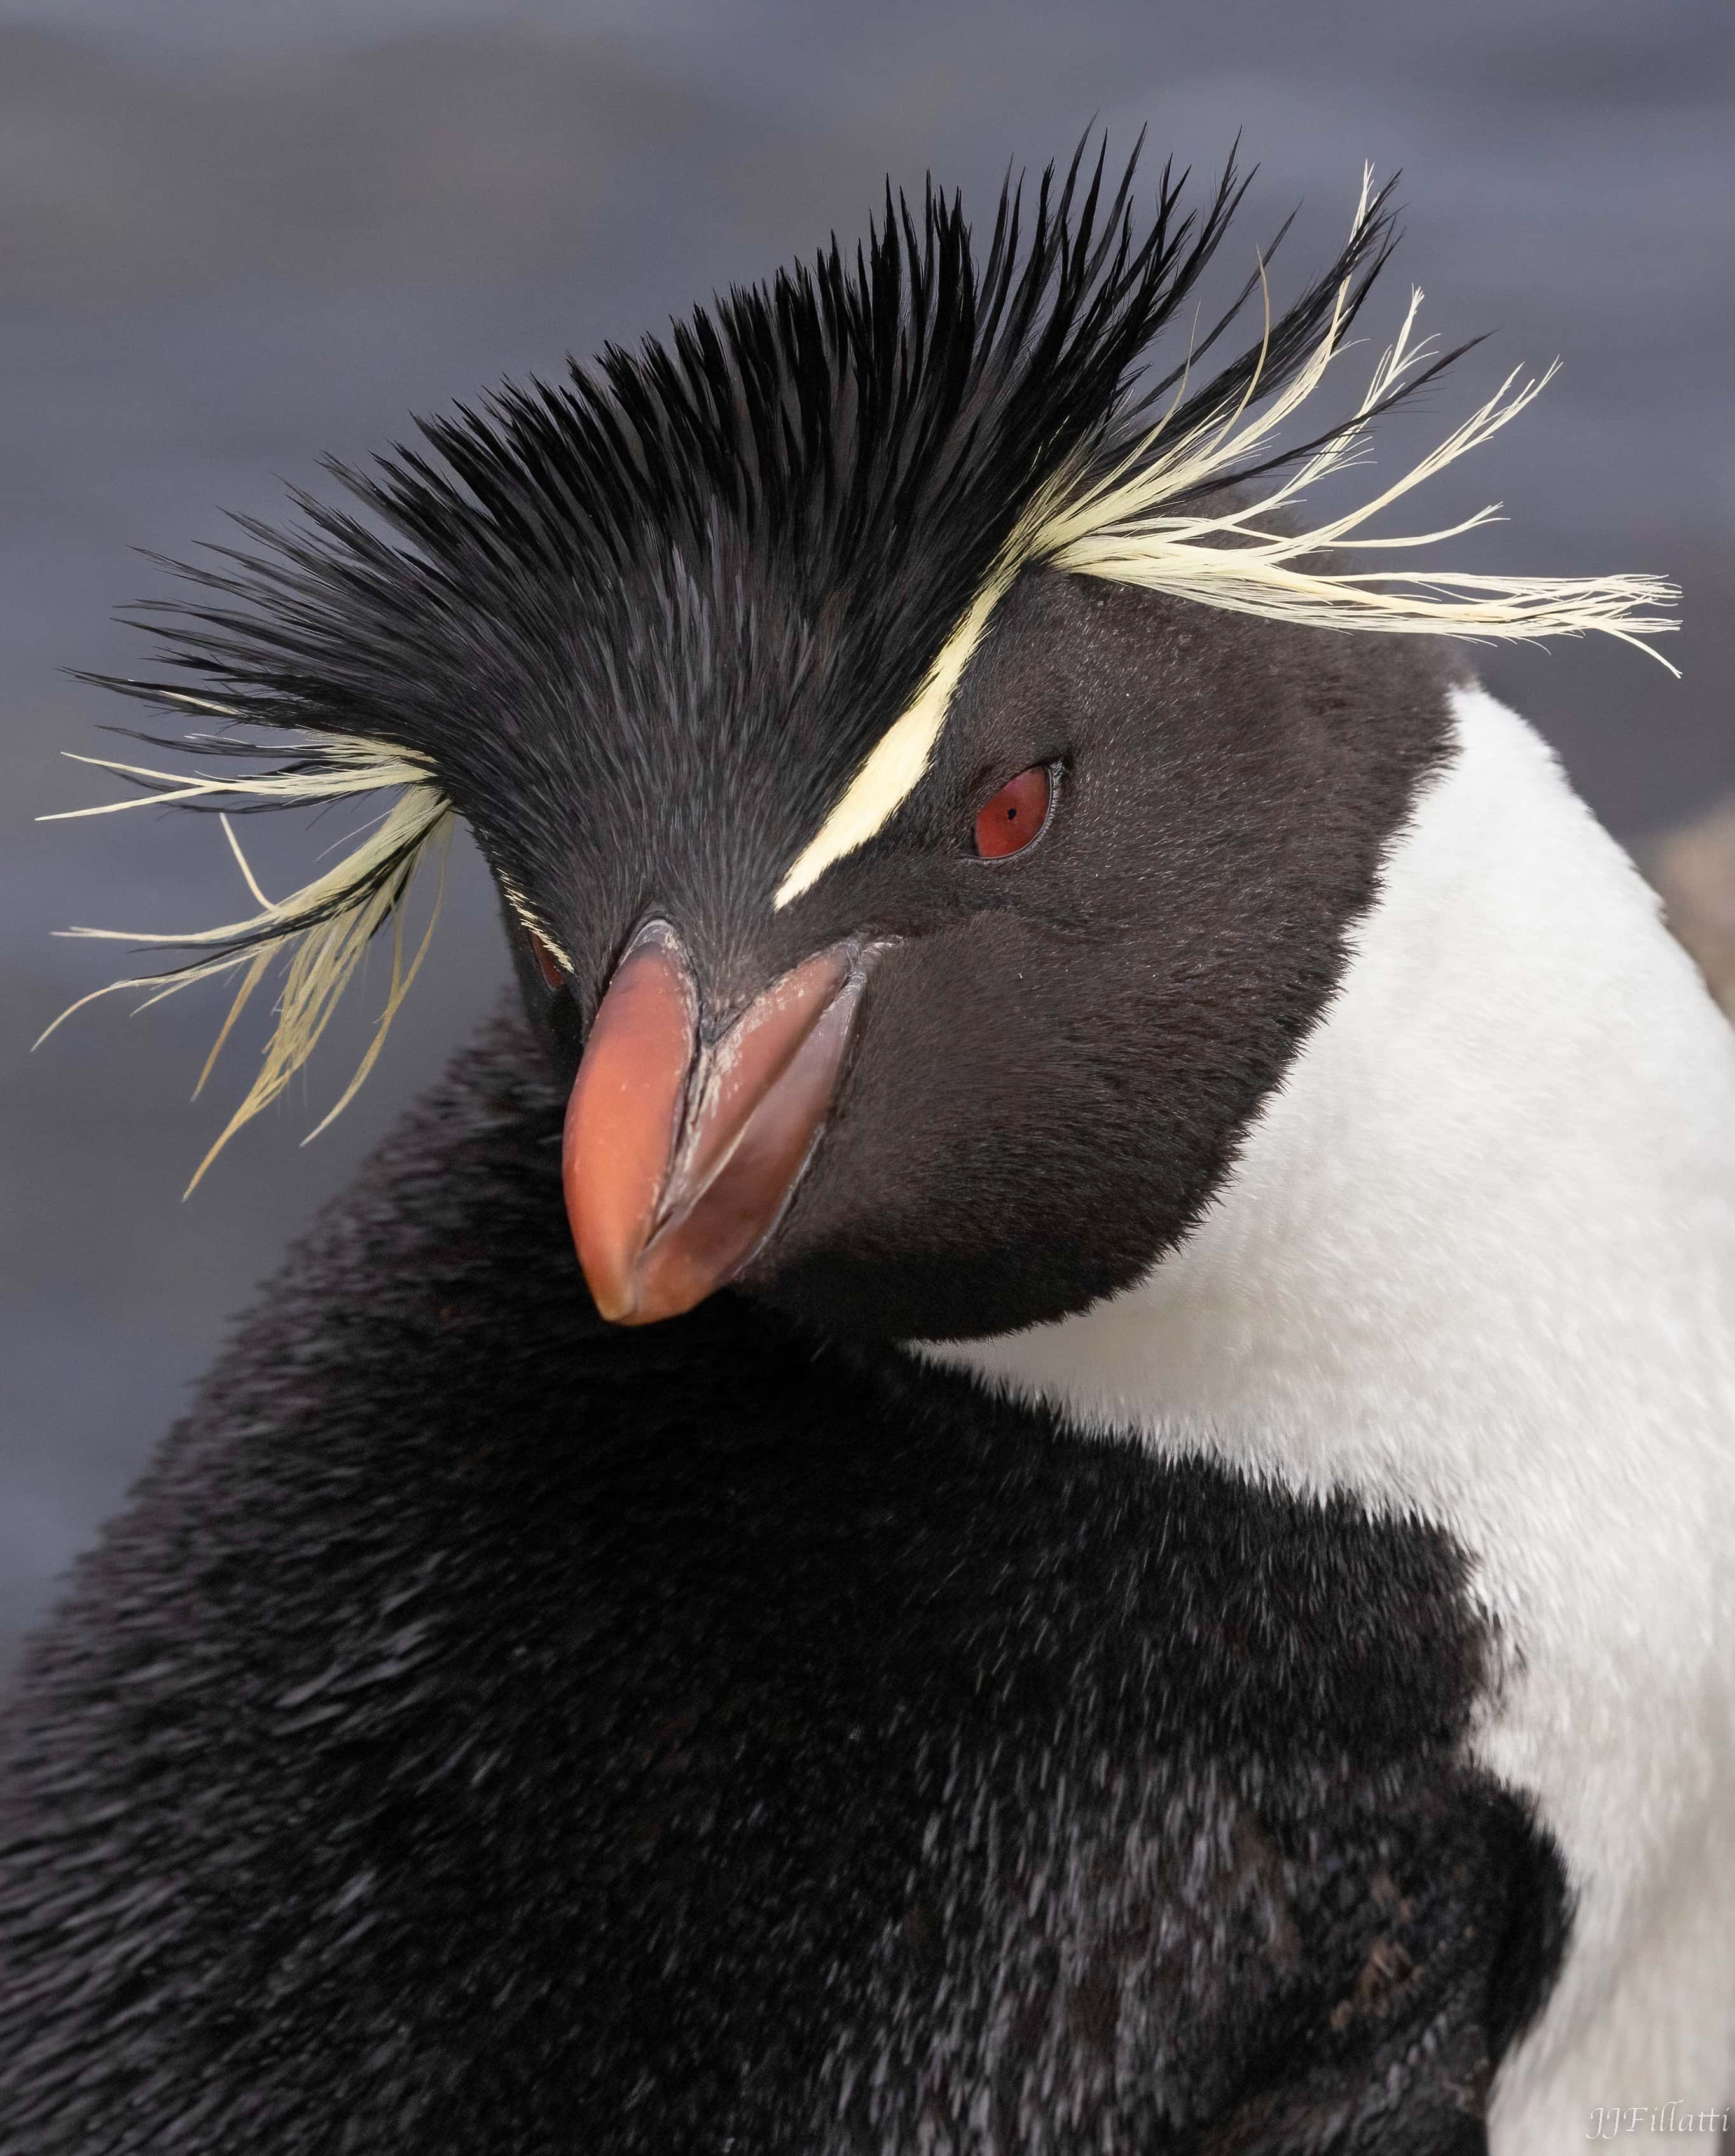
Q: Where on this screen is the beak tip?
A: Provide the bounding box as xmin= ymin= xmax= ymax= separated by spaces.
xmin=576 ymin=1236 xmax=699 ymax=1327
xmin=570 ymin=1233 xmax=648 ymax=1325
xmin=587 ymin=1274 xmax=700 ymax=1329
xmin=589 ymin=1281 xmax=638 ymax=1326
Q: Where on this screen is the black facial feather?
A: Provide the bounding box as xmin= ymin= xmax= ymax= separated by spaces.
xmin=749 ymin=572 xmax=1458 ymax=1340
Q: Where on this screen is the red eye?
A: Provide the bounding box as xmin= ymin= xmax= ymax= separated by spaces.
xmin=972 ymin=764 xmax=1053 ymax=860
xmin=529 ymin=930 xmax=565 ymax=990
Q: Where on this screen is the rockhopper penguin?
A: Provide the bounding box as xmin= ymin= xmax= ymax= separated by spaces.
xmin=4 ymin=148 xmax=1731 ymax=2153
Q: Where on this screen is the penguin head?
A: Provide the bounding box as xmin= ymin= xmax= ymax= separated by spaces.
xmin=55 ymin=144 xmax=1671 ymax=1341
xmin=494 ymin=565 xmax=1450 ymax=1343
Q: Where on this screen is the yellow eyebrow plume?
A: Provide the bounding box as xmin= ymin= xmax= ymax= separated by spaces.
xmin=771 ymin=166 xmax=1676 ymax=913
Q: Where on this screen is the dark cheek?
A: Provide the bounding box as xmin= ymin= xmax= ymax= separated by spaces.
xmin=549 ymin=987 xmax=584 ymax=1072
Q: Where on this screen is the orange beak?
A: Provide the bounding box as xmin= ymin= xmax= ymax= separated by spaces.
xmin=561 ymin=922 xmax=870 ymax=1325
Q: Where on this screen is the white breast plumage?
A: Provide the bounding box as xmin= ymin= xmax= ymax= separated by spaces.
xmin=926 ymin=681 xmax=1735 ymax=2152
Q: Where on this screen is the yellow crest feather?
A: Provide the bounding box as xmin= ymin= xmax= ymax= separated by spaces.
xmin=773 ymin=167 xmax=1677 ymax=910
xmin=37 ymin=738 xmax=455 ymax=1191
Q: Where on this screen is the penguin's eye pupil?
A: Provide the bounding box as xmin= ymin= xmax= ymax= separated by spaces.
xmin=529 ymin=930 xmax=565 ymax=991
xmin=973 ymin=765 xmax=1053 ymax=860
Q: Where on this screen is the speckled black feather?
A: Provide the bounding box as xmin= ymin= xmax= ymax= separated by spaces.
xmin=0 ymin=1015 xmax=1567 ymax=2153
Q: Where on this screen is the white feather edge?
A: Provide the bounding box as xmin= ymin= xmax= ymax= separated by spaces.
xmin=770 ymin=167 xmax=1678 ymax=913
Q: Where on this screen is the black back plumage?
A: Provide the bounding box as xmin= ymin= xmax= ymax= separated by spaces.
xmin=0 ymin=1015 xmax=1566 ymax=2153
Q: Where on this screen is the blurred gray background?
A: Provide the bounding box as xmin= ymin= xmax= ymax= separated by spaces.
xmin=4 ymin=0 xmax=1733 ymax=1665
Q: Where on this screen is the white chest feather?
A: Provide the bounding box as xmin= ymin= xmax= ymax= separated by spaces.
xmin=924 ymin=684 xmax=1735 ymax=2150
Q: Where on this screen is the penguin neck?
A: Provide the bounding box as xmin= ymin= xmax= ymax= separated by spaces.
xmin=923 ymin=682 xmax=1735 ymax=2084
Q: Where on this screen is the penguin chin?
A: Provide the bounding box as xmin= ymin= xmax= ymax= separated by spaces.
xmin=733 ymin=1230 xmax=1147 ymax=1348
